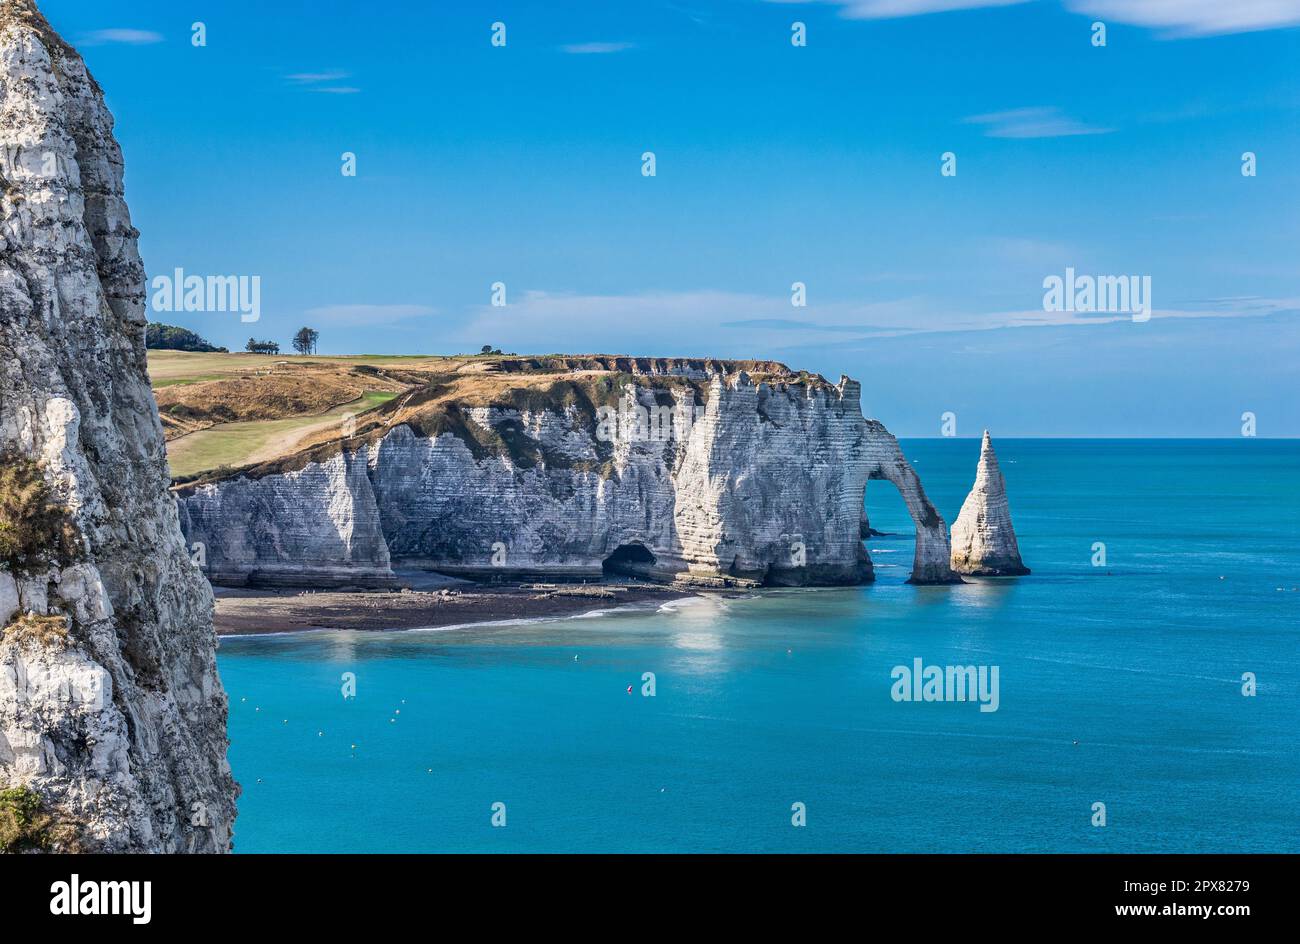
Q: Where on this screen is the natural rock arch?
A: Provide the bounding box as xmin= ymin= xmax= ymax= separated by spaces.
xmin=860 ymin=421 xmax=962 ymax=585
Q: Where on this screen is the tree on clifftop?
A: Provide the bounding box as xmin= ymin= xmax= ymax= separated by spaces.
xmin=146 ymin=323 xmax=226 ymax=353
xmin=293 ymin=327 xmax=320 ymax=355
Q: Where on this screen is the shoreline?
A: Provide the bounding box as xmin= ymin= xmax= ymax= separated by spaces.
xmin=213 ymin=581 xmax=705 ymax=636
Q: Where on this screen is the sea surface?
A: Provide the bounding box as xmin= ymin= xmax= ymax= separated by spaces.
xmin=218 ymin=440 xmax=1299 ymax=852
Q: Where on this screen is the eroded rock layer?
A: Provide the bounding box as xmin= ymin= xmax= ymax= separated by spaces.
xmin=0 ymin=0 xmax=236 ymax=852
xmin=178 ymin=365 xmax=962 ymax=587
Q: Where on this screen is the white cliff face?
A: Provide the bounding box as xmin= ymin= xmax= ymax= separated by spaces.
xmin=180 ymin=371 xmax=962 ymax=587
xmin=0 ymin=0 xmax=235 ymax=851
xmin=179 ymin=451 xmax=394 ymax=588
xmin=950 ymin=431 xmax=1030 ymax=577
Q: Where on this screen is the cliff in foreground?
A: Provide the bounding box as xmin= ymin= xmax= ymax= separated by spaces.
xmin=177 ymin=356 xmax=962 ymax=588
xmin=0 ymin=0 xmax=235 ymax=852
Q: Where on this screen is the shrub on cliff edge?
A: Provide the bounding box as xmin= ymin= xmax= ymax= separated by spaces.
xmin=1 ymin=613 xmax=69 ymax=650
xmin=0 ymin=786 xmax=82 ymax=853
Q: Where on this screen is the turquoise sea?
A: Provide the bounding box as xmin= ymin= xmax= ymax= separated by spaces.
xmin=218 ymin=440 xmax=1299 ymax=852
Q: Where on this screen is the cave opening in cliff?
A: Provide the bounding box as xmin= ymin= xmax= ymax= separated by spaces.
xmin=602 ymin=542 xmax=657 ymax=579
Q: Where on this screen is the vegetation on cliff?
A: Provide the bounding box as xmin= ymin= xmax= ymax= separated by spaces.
xmin=1 ymin=613 xmax=69 ymax=650
xmin=145 ymin=322 xmax=226 ymax=353
xmin=0 ymin=786 xmax=81 ymax=853
xmin=0 ymin=453 xmax=80 ymax=573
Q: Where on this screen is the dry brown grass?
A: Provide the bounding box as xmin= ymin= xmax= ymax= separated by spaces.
xmin=1 ymin=613 xmax=70 ymax=650
xmin=154 ymin=362 xmax=413 ymax=441
xmin=0 ymin=452 xmax=80 ymax=573
xmin=147 ymin=350 xmax=468 ymax=386
xmin=0 ymin=785 xmax=83 ymax=854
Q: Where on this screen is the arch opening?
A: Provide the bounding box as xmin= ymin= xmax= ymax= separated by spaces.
xmin=602 ymin=542 xmax=657 ymax=579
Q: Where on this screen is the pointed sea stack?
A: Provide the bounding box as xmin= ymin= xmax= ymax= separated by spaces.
xmin=950 ymin=431 xmax=1030 ymax=576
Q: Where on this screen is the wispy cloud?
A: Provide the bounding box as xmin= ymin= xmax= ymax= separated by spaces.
xmin=666 ymin=3 xmax=713 ymax=27
xmin=1066 ymin=0 xmax=1300 ymax=38
xmin=452 ymin=288 xmax=1292 ymax=355
xmin=726 ymin=303 xmax=1294 ymax=342
xmin=964 ymin=106 xmax=1113 ymax=138
xmin=762 ymin=0 xmax=1030 ymax=19
xmin=721 ymin=318 xmax=862 ymax=332
xmin=982 ymin=237 xmax=1079 ymax=267
xmin=304 ymin=304 xmax=436 ymax=327
xmin=286 ymin=71 xmax=359 ymax=94
xmin=562 ymin=42 xmax=635 ymax=54
xmin=286 ymin=71 xmax=350 ymax=83
xmin=78 ymin=29 xmax=164 ymax=46
xmin=770 ymin=0 xmax=1300 ymax=35
xmin=454 ymin=290 xmax=776 ymax=356
xmin=1187 ymin=295 xmax=1300 ymax=316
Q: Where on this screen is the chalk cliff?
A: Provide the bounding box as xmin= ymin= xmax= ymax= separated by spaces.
xmin=178 ymin=358 xmax=962 ymax=588
xmin=950 ymin=431 xmax=1030 ymax=576
xmin=0 ymin=0 xmax=235 ymax=852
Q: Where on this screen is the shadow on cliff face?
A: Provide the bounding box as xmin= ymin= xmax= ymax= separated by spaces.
xmin=602 ymin=543 xmax=657 ymax=579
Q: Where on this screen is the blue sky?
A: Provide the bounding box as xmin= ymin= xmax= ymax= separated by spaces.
xmin=44 ymin=0 xmax=1300 ymax=436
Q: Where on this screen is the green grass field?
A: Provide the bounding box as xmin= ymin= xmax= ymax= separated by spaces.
xmin=147 ymin=350 xmax=533 ymax=478
xmin=165 ymin=391 xmax=399 ymax=479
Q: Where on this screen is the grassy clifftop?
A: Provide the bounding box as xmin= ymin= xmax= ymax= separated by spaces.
xmin=151 ymin=351 xmax=827 ymax=486
xmin=151 ymin=353 xmax=436 ymax=477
